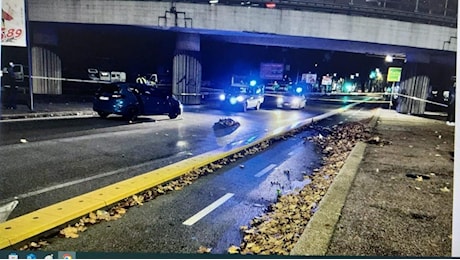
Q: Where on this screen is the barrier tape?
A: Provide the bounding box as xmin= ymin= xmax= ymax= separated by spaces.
xmin=395 ymin=93 xmax=448 ymax=107
xmin=26 ymin=76 xmax=450 ymax=108
xmin=307 ymin=92 xmax=448 ymax=108
xmin=29 ymin=75 xmax=110 ymax=84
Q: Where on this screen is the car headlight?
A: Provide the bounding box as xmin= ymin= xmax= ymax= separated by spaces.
xmin=219 ymin=94 xmax=226 ymax=101
xmin=236 ymin=96 xmax=245 ymax=102
xmin=277 ymin=97 xmax=283 ymax=104
xmin=292 ymin=97 xmax=301 ymax=105
xmin=229 ymin=97 xmax=238 ymax=105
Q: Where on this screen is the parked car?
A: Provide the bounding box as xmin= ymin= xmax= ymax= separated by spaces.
xmin=219 ymin=82 xmax=265 ymax=112
xmin=276 ymin=92 xmax=307 ymax=109
xmin=93 ymin=82 xmax=182 ymax=121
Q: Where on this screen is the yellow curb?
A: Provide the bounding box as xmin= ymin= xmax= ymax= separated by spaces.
xmin=0 ymin=137 xmax=260 ymax=249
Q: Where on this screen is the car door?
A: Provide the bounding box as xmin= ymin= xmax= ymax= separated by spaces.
xmin=135 ymin=84 xmax=156 ymax=115
xmin=245 ymin=87 xmax=256 ymax=108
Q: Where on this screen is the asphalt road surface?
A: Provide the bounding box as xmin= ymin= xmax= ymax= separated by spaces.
xmin=0 ymin=103 xmax=345 ymax=219
xmin=36 ymin=106 xmax=376 ymax=256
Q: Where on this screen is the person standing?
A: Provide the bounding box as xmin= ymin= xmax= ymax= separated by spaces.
xmin=136 ymin=74 xmax=147 ymax=84
xmin=3 ymin=61 xmax=17 ymax=109
xmin=446 ymin=81 xmax=456 ymax=126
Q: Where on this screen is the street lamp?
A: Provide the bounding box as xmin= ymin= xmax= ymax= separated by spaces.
xmin=385 ymin=55 xmax=393 ymax=63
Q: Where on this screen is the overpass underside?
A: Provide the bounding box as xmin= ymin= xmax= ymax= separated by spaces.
xmin=18 ymin=0 xmax=458 ymax=112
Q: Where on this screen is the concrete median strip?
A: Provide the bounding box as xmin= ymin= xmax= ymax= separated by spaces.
xmin=0 ymin=102 xmax=365 ymax=250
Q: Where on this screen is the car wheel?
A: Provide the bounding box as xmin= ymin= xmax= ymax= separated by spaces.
xmin=97 ymin=111 xmax=109 ymax=118
xmin=124 ymin=106 xmax=138 ymax=121
xmin=168 ymin=112 xmax=178 ymax=119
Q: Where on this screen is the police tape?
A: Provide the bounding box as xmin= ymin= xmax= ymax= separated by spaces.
xmin=307 ymin=92 xmax=448 ymax=108
xmin=395 ymin=93 xmax=448 ymax=107
xmin=27 ymin=75 xmax=111 ymax=84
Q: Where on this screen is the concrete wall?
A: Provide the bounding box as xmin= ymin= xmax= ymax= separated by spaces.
xmin=28 ymin=0 xmax=457 ymax=52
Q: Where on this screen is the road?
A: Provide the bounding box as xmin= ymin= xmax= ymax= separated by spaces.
xmin=21 ymin=104 xmax=375 ymax=256
xmin=0 ymin=102 xmax=343 ymax=219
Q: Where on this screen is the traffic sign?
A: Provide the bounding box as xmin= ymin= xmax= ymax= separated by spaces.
xmin=387 ymin=67 xmax=402 ymax=82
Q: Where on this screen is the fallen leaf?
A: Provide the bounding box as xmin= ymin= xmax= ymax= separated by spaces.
xmin=416 ymin=176 xmax=423 ymax=182
xmin=60 ymin=226 xmax=79 ymax=238
xmin=228 ymin=245 xmax=240 ymax=254
xmin=132 ymin=195 xmax=144 ymax=205
xmin=197 ymin=246 xmax=212 ymax=253
xmin=441 ymin=187 xmax=450 ymax=192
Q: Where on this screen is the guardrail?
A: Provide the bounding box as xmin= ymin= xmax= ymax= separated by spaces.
xmin=170 ymin=0 xmax=457 ymax=28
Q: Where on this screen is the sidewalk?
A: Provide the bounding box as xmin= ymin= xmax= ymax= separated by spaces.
xmin=1 ymin=100 xmax=96 ymax=120
xmin=292 ymin=108 xmax=455 ymax=257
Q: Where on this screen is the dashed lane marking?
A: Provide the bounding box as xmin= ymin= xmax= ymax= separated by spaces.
xmin=254 ymin=164 xmax=277 ymax=178
xmin=182 ymin=193 xmax=234 ymax=226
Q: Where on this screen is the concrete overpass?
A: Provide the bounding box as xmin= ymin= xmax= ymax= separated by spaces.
xmin=23 ymin=0 xmax=458 ymax=108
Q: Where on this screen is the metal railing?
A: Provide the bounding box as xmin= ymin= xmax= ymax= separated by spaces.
xmin=155 ymin=0 xmax=457 ymax=27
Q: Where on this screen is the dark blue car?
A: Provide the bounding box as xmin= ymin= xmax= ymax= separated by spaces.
xmin=93 ymin=82 xmax=182 ymax=121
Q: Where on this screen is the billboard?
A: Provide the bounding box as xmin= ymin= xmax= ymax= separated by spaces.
xmin=260 ymin=63 xmax=284 ymax=80
xmin=321 ymin=75 xmax=332 ymax=85
xmin=2 ymin=0 xmax=26 ymax=47
xmin=302 ymin=73 xmax=317 ymax=84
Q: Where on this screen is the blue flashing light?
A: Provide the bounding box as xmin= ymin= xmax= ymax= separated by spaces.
xmin=219 ymin=94 xmax=226 ymax=101
xmin=249 ymin=80 xmax=257 ymax=87
xmin=229 ymin=97 xmax=238 ymax=104
xmin=344 ymin=83 xmax=353 ymax=92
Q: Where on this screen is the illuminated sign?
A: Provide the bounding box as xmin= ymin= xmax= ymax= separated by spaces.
xmin=321 ymin=75 xmax=332 ymax=85
xmin=302 ymin=73 xmax=317 ymax=84
xmin=260 ymin=63 xmax=284 ymax=80
xmin=387 ymin=67 xmax=402 ymax=82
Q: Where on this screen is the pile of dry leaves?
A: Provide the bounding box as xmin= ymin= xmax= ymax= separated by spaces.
xmin=227 ymin=121 xmax=376 ymax=255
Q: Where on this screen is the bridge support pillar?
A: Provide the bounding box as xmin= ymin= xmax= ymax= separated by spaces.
xmin=173 ymin=33 xmax=202 ymax=105
xmin=31 ymin=27 xmax=62 ymax=95
xmin=397 ymin=63 xmax=430 ymax=115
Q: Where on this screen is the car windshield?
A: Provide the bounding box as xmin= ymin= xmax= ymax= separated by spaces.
xmin=226 ymin=86 xmax=248 ymax=95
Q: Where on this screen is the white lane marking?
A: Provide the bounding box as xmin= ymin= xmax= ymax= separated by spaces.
xmin=0 ymin=200 xmax=18 ymax=223
xmin=254 ymin=164 xmax=277 ymax=178
xmin=183 ymin=193 xmax=234 ymax=226
xmin=0 ymin=160 xmax=161 ymax=205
